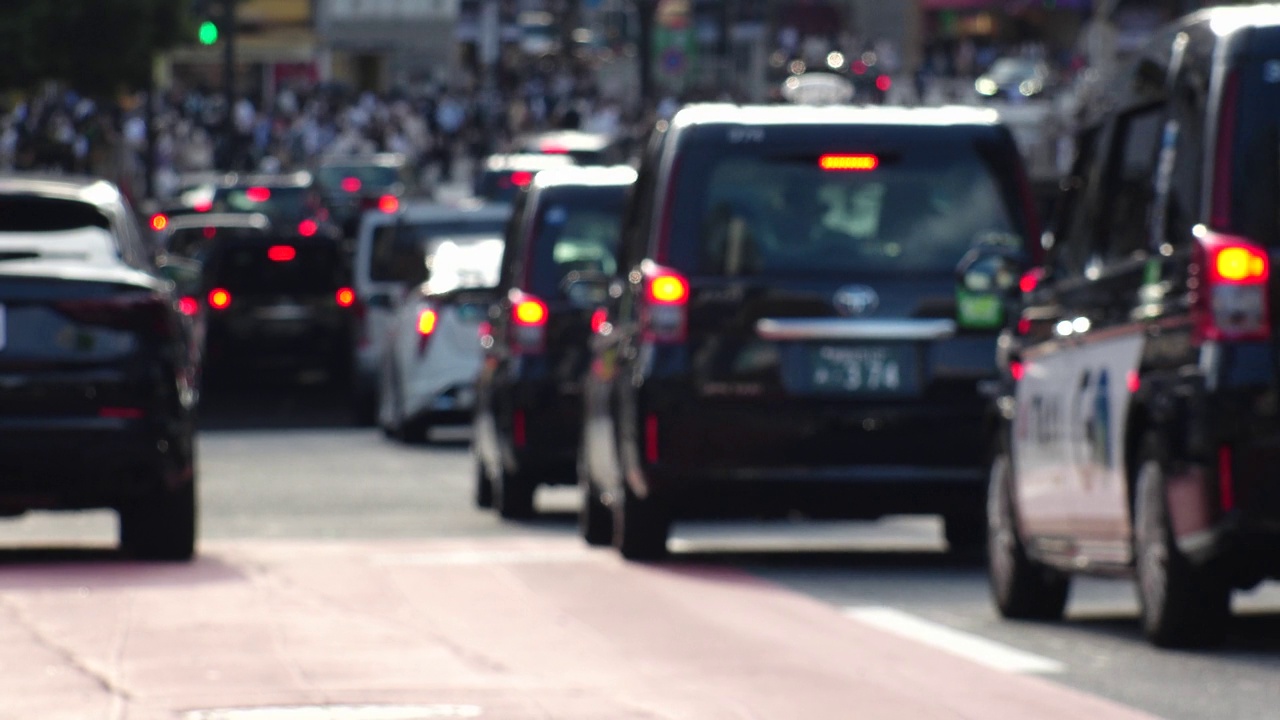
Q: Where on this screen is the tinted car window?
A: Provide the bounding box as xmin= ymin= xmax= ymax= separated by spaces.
xmin=214 ymin=186 xmax=312 ymax=223
xmin=371 ymin=218 xmax=508 ymax=282
xmin=1227 ymin=54 xmax=1280 ymax=243
xmin=0 ymin=197 xmax=111 ymax=231
xmin=206 ymin=240 xmax=346 ymax=294
xmin=667 ymin=128 xmax=1024 ymax=277
xmin=529 ymin=189 xmax=625 ymax=296
xmin=317 ymin=165 xmax=402 ymax=191
xmin=167 ymin=226 xmax=268 ymax=258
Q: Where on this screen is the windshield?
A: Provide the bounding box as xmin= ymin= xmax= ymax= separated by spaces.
xmin=529 ymin=188 xmax=626 ymax=296
xmin=667 ymin=129 xmax=1026 ymax=277
xmin=370 ymin=217 xmax=509 ymax=282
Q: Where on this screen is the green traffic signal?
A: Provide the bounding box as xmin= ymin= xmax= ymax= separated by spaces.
xmin=198 ymin=20 xmax=218 ymax=45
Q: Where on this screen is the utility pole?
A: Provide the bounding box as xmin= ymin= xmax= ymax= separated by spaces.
xmin=221 ymin=0 xmax=237 ymax=171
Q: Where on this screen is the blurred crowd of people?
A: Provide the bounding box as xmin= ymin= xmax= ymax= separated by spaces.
xmin=1 ymin=63 xmax=641 ymax=203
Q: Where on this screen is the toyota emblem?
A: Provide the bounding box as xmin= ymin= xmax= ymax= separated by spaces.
xmin=833 ymin=285 xmax=879 ymax=317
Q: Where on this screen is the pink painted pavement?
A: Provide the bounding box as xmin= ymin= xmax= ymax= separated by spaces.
xmin=0 ymin=536 xmax=1163 ymax=720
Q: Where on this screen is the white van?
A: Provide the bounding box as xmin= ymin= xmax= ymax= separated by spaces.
xmin=350 ymin=200 xmax=512 ymax=422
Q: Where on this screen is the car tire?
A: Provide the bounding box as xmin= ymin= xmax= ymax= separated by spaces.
xmin=987 ymin=449 xmax=1069 ymax=620
xmin=494 ymin=468 xmax=536 ymax=520
xmin=578 ymin=456 xmax=612 ymax=546
xmin=474 ymin=458 xmax=494 ymax=509
xmin=612 ymin=480 xmax=669 ymax=561
xmin=398 ymin=416 xmax=430 ymax=445
xmin=119 ymin=481 xmax=197 ymax=562
xmin=1133 ymin=437 xmax=1231 ymax=648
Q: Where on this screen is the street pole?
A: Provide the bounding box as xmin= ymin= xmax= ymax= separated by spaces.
xmin=221 ymin=0 xmax=237 ymax=171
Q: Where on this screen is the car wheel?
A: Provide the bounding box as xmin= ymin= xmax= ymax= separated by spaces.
xmin=987 ymin=450 xmax=1069 ymax=620
xmin=119 ymin=481 xmax=197 ymax=561
xmin=398 ymin=416 xmax=430 ymax=445
xmin=578 ymin=454 xmax=612 ymax=546
xmin=612 ymin=480 xmax=669 ymax=561
xmin=1133 ymin=437 xmax=1231 ymax=648
xmin=494 ymin=468 xmax=536 ymax=520
xmin=474 ymin=458 xmax=494 ymax=509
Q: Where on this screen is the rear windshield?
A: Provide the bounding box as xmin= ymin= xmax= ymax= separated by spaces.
xmin=0 ymin=197 xmax=111 ymax=232
xmin=426 ymin=235 xmax=505 ymax=293
xmin=206 ymin=240 xmax=346 ymax=295
xmin=529 ymin=187 xmax=626 ymax=296
xmin=1228 ymin=55 xmax=1280 ymax=243
xmin=213 ymin=186 xmax=312 ymax=223
xmin=167 ymin=226 xmax=267 ymax=258
xmin=666 ymin=126 xmax=1028 ymax=277
xmin=317 ymin=165 xmax=402 ymax=192
xmin=370 ymin=217 xmax=508 ymax=282
xmin=475 ymin=171 xmax=532 ymax=203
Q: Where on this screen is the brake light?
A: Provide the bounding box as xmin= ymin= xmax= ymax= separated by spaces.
xmin=245 ymin=186 xmax=271 ymax=202
xmin=1019 ymin=268 xmax=1042 ymax=294
xmin=209 ymin=288 xmax=232 ymax=310
xmin=1219 ymin=445 xmax=1236 ymax=512
xmin=510 ymin=171 xmax=534 ymax=187
xmin=378 ymin=195 xmax=399 ymax=213
xmin=297 ymin=220 xmax=318 ymax=237
xmin=510 ymin=291 xmax=548 ymax=354
xmin=341 ymin=177 xmax=362 ymax=192
xmin=268 ymin=245 xmax=296 ymax=262
xmin=194 ymin=200 xmax=213 ymax=212
xmin=178 ymin=296 xmax=199 ymax=316
xmin=591 ymin=307 xmax=608 ymax=334
xmin=819 ymin=154 xmax=879 ymax=172
xmin=540 ymin=143 xmax=569 ymax=154
xmin=150 ymin=213 xmax=168 ymax=231
xmin=203 ymin=226 xmax=217 ymax=239
xmin=1009 ymin=360 xmax=1025 ymax=381
xmin=1191 ymin=229 xmax=1270 ymax=343
xmin=417 ymin=308 xmax=438 ymax=335
xmin=1016 ymin=317 xmax=1032 ymax=335
xmin=335 ymin=287 xmax=356 ymax=307
xmin=640 ymin=261 xmax=689 ymax=343
xmin=876 ymin=75 xmax=892 ymax=93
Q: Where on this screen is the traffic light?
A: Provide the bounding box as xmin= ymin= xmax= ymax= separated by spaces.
xmin=198 ymin=20 xmax=219 ymax=45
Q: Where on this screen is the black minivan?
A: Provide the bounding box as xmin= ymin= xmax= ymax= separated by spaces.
xmin=474 ymin=166 xmax=636 ymax=518
xmin=579 ymin=104 xmax=1040 ymax=558
xmin=989 ymin=6 xmax=1280 ymax=648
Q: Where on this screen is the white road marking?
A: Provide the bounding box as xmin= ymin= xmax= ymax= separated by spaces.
xmin=844 ymin=606 xmax=1066 ymax=675
xmin=184 ymin=704 xmax=483 ymax=720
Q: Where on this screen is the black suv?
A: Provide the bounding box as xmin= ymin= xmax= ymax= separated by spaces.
xmin=473 ymin=166 xmax=636 ymax=518
xmin=989 ymin=6 xmax=1280 ymax=648
xmin=210 ymin=171 xmax=339 ymax=242
xmin=0 ymin=175 xmax=198 ymax=559
xmin=579 ymin=104 xmax=1039 ymax=559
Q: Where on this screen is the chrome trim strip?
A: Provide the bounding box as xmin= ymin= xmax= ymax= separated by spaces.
xmin=755 ymin=318 xmax=958 ymax=341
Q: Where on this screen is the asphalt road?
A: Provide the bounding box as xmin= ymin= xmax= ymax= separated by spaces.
xmin=0 ymin=377 xmax=1277 ymax=719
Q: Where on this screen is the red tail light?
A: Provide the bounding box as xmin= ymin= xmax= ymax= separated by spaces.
xmin=56 ymin=293 xmax=175 ymax=339
xmin=268 ymin=245 xmax=297 ymax=262
xmin=640 ymin=261 xmax=689 ymax=343
xmin=540 ymin=143 xmax=569 ymax=154
xmin=510 ymin=171 xmax=534 ymax=187
xmin=417 ymin=307 xmax=438 ymax=355
xmin=510 ymin=291 xmax=548 ymax=354
xmin=1009 ymin=360 xmax=1025 ymax=381
xmin=335 ymin=287 xmax=356 ymax=307
xmin=150 ymin=213 xmax=168 ymax=231
xmin=590 ymin=307 xmax=608 ymax=334
xmin=209 ymin=288 xmax=232 ymax=310
xmin=178 ymin=296 xmax=199 ymax=316
xmin=297 ymin=220 xmax=318 ymax=237
xmin=1019 ymin=268 xmax=1042 ymax=294
xmin=1219 ymin=445 xmax=1236 ymax=512
xmin=378 ymin=195 xmax=400 ymax=213
xmin=245 ymin=186 xmax=271 ymax=202
xmin=1191 ymin=229 xmax=1270 ymax=343
xmin=341 ymin=177 xmax=362 ymax=193
xmin=819 ymin=154 xmax=879 ymax=172
xmin=194 ymin=200 xmax=213 ymax=213
xmin=875 ymin=75 xmax=892 ymax=93
xmin=645 ymin=413 xmax=660 ymax=464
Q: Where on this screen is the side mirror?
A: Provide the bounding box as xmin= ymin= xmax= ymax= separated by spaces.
xmin=955 ymin=244 xmax=1026 ymax=331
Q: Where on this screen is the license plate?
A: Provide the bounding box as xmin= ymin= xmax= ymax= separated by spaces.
xmin=782 ymin=343 xmax=919 ymax=396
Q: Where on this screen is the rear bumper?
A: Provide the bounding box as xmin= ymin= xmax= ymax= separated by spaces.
xmin=0 ymin=417 xmax=191 ymax=511
xmin=646 ymin=465 xmax=986 ymax=520
xmin=506 ymin=390 xmax=582 ymax=485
